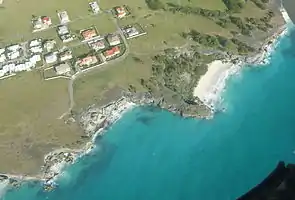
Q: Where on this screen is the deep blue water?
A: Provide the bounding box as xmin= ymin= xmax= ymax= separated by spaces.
xmin=2 ymin=26 xmax=295 ymax=200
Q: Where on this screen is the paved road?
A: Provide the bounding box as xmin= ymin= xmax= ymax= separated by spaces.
xmin=64 ymin=16 xmax=130 ymax=115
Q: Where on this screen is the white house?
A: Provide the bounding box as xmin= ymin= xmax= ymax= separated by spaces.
xmin=29 ymin=39 xmax=42 ymax=47
xmin=0 ymin=54 xmax=6 ymax=63
xmin=0 ymin=48 xmax=5 ymax=55
xmin=57 ymin=25 xmax=69 ymax=36
xmin=30 ymin=54 xmax=41 ymax=64
xmin=7 ymin=51 xmax=20 ymax=60
xmin=6 ymin=44 xmax=20 ymax=52
xmin=59 ymin=50 xmax=72 ymax=62
xmin=58 ymin=11 xmax=70 ymax=24
xmin=30 ymin=45 xmax=43 ymax=54
xmin=55 ymin=63 xmax=71 ymax=75
xmin=89 ymin=1 xmax=100 ymax=13
xmin=44 ymin=53 xmax=57 ymax=64
xmin=107 ymin=34 xmax=121 ymax=46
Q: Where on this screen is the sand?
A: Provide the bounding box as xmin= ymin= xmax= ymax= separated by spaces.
xmin=193 ymin=60 xmax=239 ymax=109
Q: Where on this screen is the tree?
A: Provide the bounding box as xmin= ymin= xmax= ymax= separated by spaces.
xmin=145 ymin=0 xmax=164 ymax=10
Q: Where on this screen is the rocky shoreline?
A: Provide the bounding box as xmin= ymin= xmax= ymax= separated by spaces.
xmin=0 ymin=7 xmax=290 ymax=193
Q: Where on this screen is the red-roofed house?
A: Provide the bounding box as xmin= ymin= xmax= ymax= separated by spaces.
xmin=115 ymin=6 xmax=127 ymax=18
xmin=81 ymin=29 xmax=97 ymax=40
xmin=89 ymin=40 xmax=105 ymax=51
xmin=41 ymin=16 xmax=52 ymax=26
xmin=104 ymin=46 xmax=120 ymax=59
xmin=77 ymin=55 xmax=98 ymax=67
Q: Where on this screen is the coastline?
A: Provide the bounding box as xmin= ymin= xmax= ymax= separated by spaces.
xmin=0 ymin=6 xmax=292 ymax=195
xmin=193 ymin=17 xmax=290 ymax=110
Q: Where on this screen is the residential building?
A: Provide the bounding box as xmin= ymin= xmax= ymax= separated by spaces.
xmin=59 ymin=50 xmax=73 ymax=62
xmin=81 ymin=29 xmax=97 ymax=41
xmin=125 ymin=27 xmax=139 ymax=37
xmin=0 ymin=48 xmax=5 ymax=55
xmin=44 ymin=52 xmax=57 ymax=64
xmin=7 ymin=51 xmax=20 ymax=60
xmin=6 ymin=44 xmax=20 ymax=52
xmin=104 ymin=46 xmax=120 ymax=59
xmin=30 ymin=45 xmax=43 ymax=54
xmin=78 ymin=55 xmax=98 ymax=67
xmin=41 ymin=16 xmax=52 ymax=26
xmin=89 ymin=40 xmax=105 ymax=51
xmin=0 ymin=53 xmax=6 ymax=63
xmin=55 ymin=63 xmax=71 ymax=75
xmin=43 ymin=40 xmax=56 ymax=52
xmin=29 ymin=39 xmax=42 ymax=47
xmin=32 ymin=18 xmax=43 ymax=30
xmin=115 ymin=6 xmax=127 ymax=18
xmin=89 ymin=1 xmax=100 ymax=13
xmin=107 ymin=34 xmax=121 ymax=46
xmin=58 ymin=11 xmax=70 ymax=24
xmin=30 ymin=54 xmax=41 ymax=64
xmin=60 ymin=34 xmax=74 ymax=43
xmin=57 ymin=25 xmax=69 ymax=36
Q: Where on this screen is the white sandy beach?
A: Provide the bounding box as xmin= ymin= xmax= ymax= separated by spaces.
xmin=193 ymin=60 xmax=240 ymax=109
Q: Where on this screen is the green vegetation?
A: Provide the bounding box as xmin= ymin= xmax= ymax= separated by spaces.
xmin=0 ymin=72 xmax=84 ymax=174
xmin=222 ymin=0 xmax=244 ymax=12
xmin=145 ymin=0 xmax=165 ymax=10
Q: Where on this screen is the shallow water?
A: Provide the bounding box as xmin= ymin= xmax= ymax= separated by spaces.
xmin=2 ymin=25 xmax=295 ymax=200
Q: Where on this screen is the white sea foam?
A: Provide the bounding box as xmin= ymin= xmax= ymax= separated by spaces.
xmin=0 ymin=180 xmax=9 ymax=200
xmin=193 ymin=60 xmax=242 ymax=111
xmin=280 ymin=7 xmax=292 ymax=24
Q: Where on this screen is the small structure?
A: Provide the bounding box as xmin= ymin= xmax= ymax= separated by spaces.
xmin=7 ymin=51 xmax=20 ymax=60
xmin=29 ymin=38 xmax=42 ymax=48
xmin=81 ymin=28 xmax=98 ymax=41
xmin=88 ymin=40 xmax=105 ymax=51
xmin=77 ymin=55 xmax=98 ymax=67
xmin=30 ymin=45 xmax=43 ymax=54
xmin=57 ymin=25 xmax=69 ymax=36
xmin=107 ymin=34 xmax=120 ymax=46
xmin=44 ymin=52 xmax=58 ymax=64
xmin=6 ymin=44 xmax=20 ymax=52
xmin=42 ymin=16 xmax=52 ymax=26
xmin=59 ymin=50 xmax=73 ymax=62
xmin=89 ymin=1 xmax=100 ymax=14
xmin=0 ymin=53 xmax=6 ymax=63
xmin=57 ymin=26 xmax=73 ymax=43
xmin=60 ymin=34 xmax=74 ymax=43
xmin=58 ymin=11 xmax=70 ymax=24
xmin=104 ymin=46 xmax=120 ymax=59
xmin=55 ymin=63 xmax=71 ymax=75
xmin=43 ymin=40 xmax=56 ymax=52
xmin=115 ymin=6 xmax=127 ymax=18
xmin=124 ymin=26 xmax=139 ymax=38
xmin=0 ymin=48 xmax=5 ymax=55
xmin=30 ymin=54 xmax=42 ymax=64
xmin=32 ymin=16 xmax=52 ymax=30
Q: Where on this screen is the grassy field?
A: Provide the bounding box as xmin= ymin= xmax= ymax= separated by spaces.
xmin=0 ymin=0 xmax=116 ymax=45
xmin=0 ymin=0 xmax=278 ymax=175
xmin=73 ymin=54 xmax=152 ymax=109
xmin=73 ymin=0 xmax=273 ymax=109
xmin=0 ymin=72 xmax=84 ymax=174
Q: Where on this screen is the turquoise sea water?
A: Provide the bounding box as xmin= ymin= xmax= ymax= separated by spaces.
xmin=2 ymin=27 xmax=295 ymax=200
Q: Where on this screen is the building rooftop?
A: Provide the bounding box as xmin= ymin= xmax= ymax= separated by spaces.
xmin=57 ymin=25 xmax=69 ymax=36
xmin=44 ymin=53 xmax=57 ymax=64
xmin=41 ymin=16 xmax=52 ymax=26
xmin=58 ymin=11 xmax=70 ymax=24
xmin=104 ymin=46 xmax=120 ymax=58
xmin=81 ymin=29 xmax=97 ymax=40
xmin=78 ymin=55 xmax=98 ymax=66
xmin=55 ymin=63 xmax=71 ymax=75
xmin=107 ymin=34 xmax=120 ymax=45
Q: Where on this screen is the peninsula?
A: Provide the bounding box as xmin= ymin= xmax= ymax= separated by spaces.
xmin=0 ymin=0 xmax=288 ymax=187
